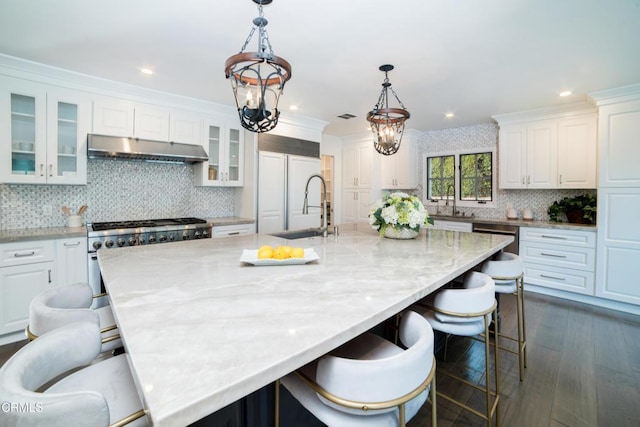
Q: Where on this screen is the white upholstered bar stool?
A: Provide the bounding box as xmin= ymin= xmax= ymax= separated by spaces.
xmin=412 ymin=271 xmax=499 ymax=427
xmin=277 ymin=310 xmax=437 ymax=427
xmin=481 ymin=251 xmax=527 ymax=381
xmin=26 ymin=282 xmax=122 ymax=353
xmin=0 ymin=321 xmax=147 ymax=427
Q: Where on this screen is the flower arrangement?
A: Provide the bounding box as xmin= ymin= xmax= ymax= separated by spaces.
xmin=368 ymin=192 xmax=433 ymax=236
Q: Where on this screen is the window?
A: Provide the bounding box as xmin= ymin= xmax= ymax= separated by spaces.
xmin=424 ymin=149 xmax=496 ymax=208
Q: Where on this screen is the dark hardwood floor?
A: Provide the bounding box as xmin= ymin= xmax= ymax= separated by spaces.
xmin=409 ymin=292 xmax=640 ymax=427
xmin=2 ymin=292 xmax=639 ymax=426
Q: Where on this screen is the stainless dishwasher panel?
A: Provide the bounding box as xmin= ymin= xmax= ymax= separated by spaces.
xmin=472 ymin=223 xmax=519 ymax=254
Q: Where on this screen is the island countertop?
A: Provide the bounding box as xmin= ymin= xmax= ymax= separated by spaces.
xmin=98 ymin=223 xmax=513 ymax=426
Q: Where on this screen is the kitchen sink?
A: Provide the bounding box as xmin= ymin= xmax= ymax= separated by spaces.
xmin=269 ymin=229 xmax=326 ymax=240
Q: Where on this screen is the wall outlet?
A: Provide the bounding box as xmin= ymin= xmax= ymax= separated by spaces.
xmin=42 ymin=205 xmax=53 ymax=216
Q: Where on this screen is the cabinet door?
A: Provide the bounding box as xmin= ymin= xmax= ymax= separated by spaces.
xmin=46 ymin=89 xmax=90 ymax=185
xmin=557 ymin=115 xmax=597 ymax=189
xmin=257 ymin=151 xmax=286 ymax=233
xmin=56 ymin=237 xmax=88 ymax=286
xmin=224 ymin=126 xmax=244 ymax=186
xmin=169 ymin=112 xmax=202 ymax=145
xmin=596 ymin=188 xmax=640 ymax=304
xmin=498 ymin=126 xmax=527 ymax=189
xmin=380 ymin=153 xmax=395 ymax=188
xmin=343 ymin=190 xmax=358 ymax=223
xmin=134 ymin=105 xmax=170 ymax=141
xmin=0 ymin=76 xmax=47 ymax=184
xmin=526 ymin=120 xmax=557 ymax=188
xmin=0 ymin=261 xmax=54 ymax=335
xmin=356 ymin=190 xmax=372 ymax=222
xmin=357 ymin=143 xmax=373 ymax=188
xmin=342 ymin=145 xmax=358 ymax=188
xmin=598 ymin=100 xmax=640 ymax=188
xmin=92 ymin=98 xmax=134 ymax=137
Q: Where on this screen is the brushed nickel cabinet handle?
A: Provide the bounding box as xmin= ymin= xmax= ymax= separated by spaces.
xmin=541 ymin=274 xmax=565 ymax=281
xmin=541 ymin=235 xmax=567 ymax=240
xmin=14 ymin=251 xmax=36 ymax=258
xmin=541 ymin=252 xmax=567 ymax=258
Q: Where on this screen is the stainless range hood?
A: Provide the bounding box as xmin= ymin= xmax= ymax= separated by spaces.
xmin=88 ymin=134 xmax=209 ymax=164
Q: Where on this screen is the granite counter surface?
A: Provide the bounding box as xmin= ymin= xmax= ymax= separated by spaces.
xmin=430 ymin=215 xmax=597 ymax=231
xmin=0 ymin=226 xmax=86 ymax=243
xmin=98 ymin=223 xmax=512 ymax=426
xmin=206 ymin=216 xmax=255 ymax=226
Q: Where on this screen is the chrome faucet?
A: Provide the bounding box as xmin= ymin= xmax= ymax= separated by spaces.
xmin=302 ymin=174 xmax=328 ymax=237
xmin=445 ymin=184 xmax=457 ymax=217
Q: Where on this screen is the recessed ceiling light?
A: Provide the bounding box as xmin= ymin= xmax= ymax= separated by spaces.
xmin=445 ymin=112 xmax=454 ymax=118
xmin=559 ymin=90 xmax=572 ymax=97
xmin=289 ymin=105 xmax=298 ymax=111
xmin=140 ymin=68 xmax=154 ymax=76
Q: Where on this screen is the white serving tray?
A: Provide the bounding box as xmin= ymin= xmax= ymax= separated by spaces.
xmin=239 ymin=248 xmax=319 ymax=266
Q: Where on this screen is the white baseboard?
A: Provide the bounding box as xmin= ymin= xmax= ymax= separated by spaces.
xmin=0 ymin=330 xmax=27 ymax=346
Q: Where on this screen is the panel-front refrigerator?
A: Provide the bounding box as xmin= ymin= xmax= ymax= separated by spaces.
xmin=258 ymin=151 xmax=322 ymax=234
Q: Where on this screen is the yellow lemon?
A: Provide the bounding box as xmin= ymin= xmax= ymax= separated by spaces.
xmin=258 ymin=245 xmax=273 ymax=252
xmin=273 ymin=247 xmax=289 ymax=260
xmin=257 ymin=246 xmax=274 ymax=259
xmin=290 ymin=247 xmax=305 ymax=258
xmin=280 ymin=245 xmax=293 ymax=256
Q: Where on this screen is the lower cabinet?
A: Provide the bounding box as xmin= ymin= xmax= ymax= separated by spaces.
xmin=432 ymin=220 xmax=473 ymax=232
xmin=520 ymin=227 xmax=596 ymax=295
xmin=343 ymin=190 xmax=372 ymax=223
xmin=56 ymin=237 xmax=88 ymax=285
xmin=0 ymin=240 xmax=55 ymax=340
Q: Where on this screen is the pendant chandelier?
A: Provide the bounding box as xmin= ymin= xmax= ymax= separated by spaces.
xmin=366 ymin=64 xmax=410 ymax=156
xmin=224 ymin=0 xmax=292 ymax=133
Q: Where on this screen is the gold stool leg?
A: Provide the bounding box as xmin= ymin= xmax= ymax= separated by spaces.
xmin=520 ymin=276 xmax=528 ymax=370
xmin=431 ymin=372 xmax=437 ymax=426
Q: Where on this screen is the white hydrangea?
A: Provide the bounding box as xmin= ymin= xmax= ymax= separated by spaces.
xmin=381 ymin=205 xmax=399 ymax=225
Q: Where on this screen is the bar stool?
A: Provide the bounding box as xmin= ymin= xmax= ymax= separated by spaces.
xmin=413 ymin=271 xmax=499 ymax=426
xmin=277 ymin=310 xmax=437 ymax=426
xmin=0 ymin=321 xmax=147 ymax=426
xmin=481 ymin=251 xmax=527 ymax=381
xmin=26 ymin=282 xmax=122 ymax=353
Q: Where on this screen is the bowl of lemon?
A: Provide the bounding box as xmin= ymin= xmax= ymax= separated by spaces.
xmin=240 ymin=245 xmax=319 ymax=266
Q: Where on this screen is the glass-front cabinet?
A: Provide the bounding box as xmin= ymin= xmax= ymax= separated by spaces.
xmin=194 ymin=120 xmax=244 ymax=187
xmin=1 ymin=76 xmax=89 ymax=184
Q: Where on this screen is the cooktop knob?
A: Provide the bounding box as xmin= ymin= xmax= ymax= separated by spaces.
xmin=182 ymin=231 xmax=189 ymax=240
xmin=128 ymin=237 xmax=137 ymax=246
xmin=169 ymin=234 xmax=176 ymax=241
xmin=194 ymin=231 xmax=201 ymax=239
xmin=105 ymin=240 xmax=114 ymax=248
xmin=159 ymin=234 xmax=167 ymax=242
xmin=117 ymin=238 xmax=125 ymax=247
xmin=148 ymin=235 xmax=157 ymax=243
xmin=93 ymin=241 xmax=102 ymax=250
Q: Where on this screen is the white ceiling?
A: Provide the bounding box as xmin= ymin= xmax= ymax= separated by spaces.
xmin=1 ymin=0 xmax=639 ymax=137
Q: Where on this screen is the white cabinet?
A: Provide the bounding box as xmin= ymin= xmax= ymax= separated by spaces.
xmin=0 ymin=240 xmax=55 ymax=340
xmin=498 ymin=120 xmax=557 ymax=189
xmin=432 ymin=220 xmax=473 ymax=232
xmin=557 ymin=115 xmax=597 ymax=188
xmin=55 ymin=237 xmax=88 ymax=286
xmin=589 ymin=86 xmax=640 ymax=307
xmin=343 ymin=190 xmax=372 ymax=223
xmin=520 ymin=227 xmax=596 ymax=295
xmin=93 ymin=97 xmax=203 ymax=145
xmin=1 ymin=76 xmax=90 ymax=184
xmin=212 ymin=223 xmax=256 ymax=238
xmin=380 ymin=137 xmax=417 ymax=189
xmin=194 ymin=120 xmax=244 ymax=187
xmin=494 ymin=105 xmax=597 ymax=190
xmin=343 ymin=142 xmax=372 ymax=189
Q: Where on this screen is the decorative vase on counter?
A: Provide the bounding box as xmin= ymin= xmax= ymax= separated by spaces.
xmin=383 ymin=227 xmax=419 ymax=240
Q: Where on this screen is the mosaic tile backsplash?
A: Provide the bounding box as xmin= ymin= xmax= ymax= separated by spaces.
xmin=0 ymin=159 xmax=235 ymax=230
xmin=414 ymin=122 xmax=596 ymax=221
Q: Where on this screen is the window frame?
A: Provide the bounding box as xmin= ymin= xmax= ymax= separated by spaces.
xmin=423 ymin=147 xmax=497 ymax=209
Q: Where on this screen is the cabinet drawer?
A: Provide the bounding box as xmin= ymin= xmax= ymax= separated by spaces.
xmin=0 ymin=240 xmax=55 ymax=268
xmin=523 ymin=263 xmax=594 ymax=295
xmin=520 ymin=241 xmax=594 ymax=271
xmin=212 ymin=224 xmax=255 ymax=238
xmin=520 ymin=226 xmax=596 ymax=248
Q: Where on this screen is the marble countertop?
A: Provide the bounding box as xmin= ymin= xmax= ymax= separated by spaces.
xmin=429 ymin=215 xmax=597 ymax=231
xmin=206 ymin=216 xmax=255 ymax=226
xmin=98 ymin=223 xmax=513 ymax=426
xmin=0 ymin=226 xmax=86 ymax=243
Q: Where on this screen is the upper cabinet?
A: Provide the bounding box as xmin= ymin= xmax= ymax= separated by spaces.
xmin=92 ymin=97 xmax=202 ymax=145
xmin=343 ymin=141 xmax=372 ymax=189
xmin=380 ymin=132 xmax=418 ymax=189
xmin=0 ymin=76 xmax=90 ymax=185
xmin=194 ymin=120 xmax=244 ymax=187
xmin=493 ymin=104 xmax=597 ymax=190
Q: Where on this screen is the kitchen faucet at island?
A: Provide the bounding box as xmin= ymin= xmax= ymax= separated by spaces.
xmin=302 ymin=174 xmax=328 ymax=237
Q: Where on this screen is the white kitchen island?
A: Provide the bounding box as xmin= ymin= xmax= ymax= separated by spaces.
xmin=98 ymin=223 xmax=512 ymax=426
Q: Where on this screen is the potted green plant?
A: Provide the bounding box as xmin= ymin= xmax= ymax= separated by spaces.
xmin=547 ymin=193 xmax=597 ymax=224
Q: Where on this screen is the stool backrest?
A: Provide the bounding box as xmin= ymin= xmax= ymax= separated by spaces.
xmin=0 ymin=322 xmax=108 ymax=427
xmin=433 ymin=271 xmax=496 ymax=323
xmin=315 ymin=310 xmax=434 ymax=415
xmin=482 ymin=251 xmax=523 ymax=284
xmin=29 ymin=283 xmax=98 ymax=337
